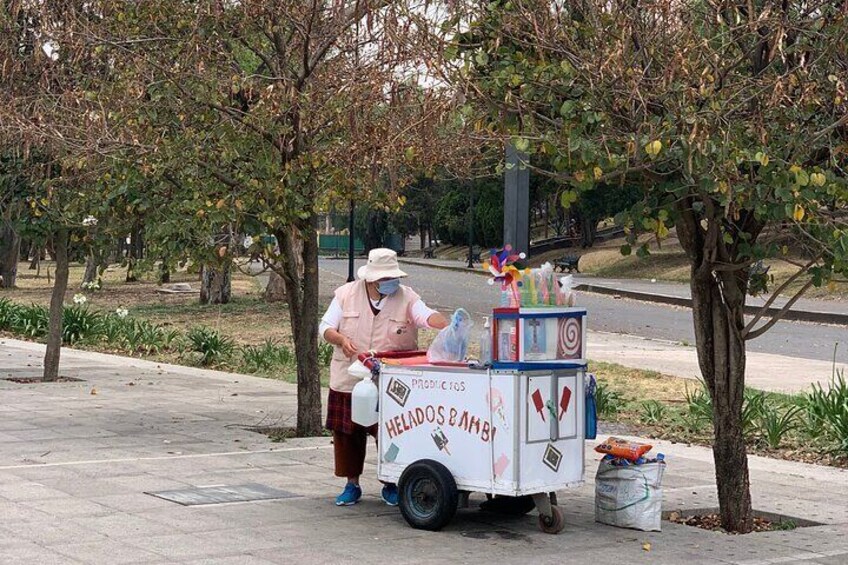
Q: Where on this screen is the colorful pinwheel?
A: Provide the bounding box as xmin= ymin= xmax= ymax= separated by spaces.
xmin=482 ymin=245 xmax=528 ymax=306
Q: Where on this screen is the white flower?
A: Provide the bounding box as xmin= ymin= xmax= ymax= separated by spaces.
xmin=82 ymin=216 xmax=98 ymax=227
xmin=115 ymin=307 xmax=129 ymax=319
xmin=242 ymin=235 xmax=254 ymax=249
xmin=73 ymin=294 xmax=88 ymax=305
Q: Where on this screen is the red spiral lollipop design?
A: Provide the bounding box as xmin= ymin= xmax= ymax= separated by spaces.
xmin=557 ymin=317 xmax=582 ymax=359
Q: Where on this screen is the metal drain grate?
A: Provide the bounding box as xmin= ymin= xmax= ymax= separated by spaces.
xmin=146 ymin=483 xmax=299 ymax=506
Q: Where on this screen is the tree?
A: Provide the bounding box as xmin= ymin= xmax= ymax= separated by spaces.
xmin=1 ymin=2 xmax=118 ymax=381
xmin=65 ymin=1 xmax=459 ymax=436
xmin=444 ymin=0 xmax=848 ymax=532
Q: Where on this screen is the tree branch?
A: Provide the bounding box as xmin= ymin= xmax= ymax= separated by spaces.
xmin=741 ymin=256 xmax=819 ymax=337
xmin=744 ymin=278 xmax=815 ymax=341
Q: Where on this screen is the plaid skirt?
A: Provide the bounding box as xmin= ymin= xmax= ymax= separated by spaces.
xmin=326 ymin=389 xmax=377 ymax=436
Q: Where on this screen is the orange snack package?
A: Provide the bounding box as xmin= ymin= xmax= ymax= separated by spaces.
xmin=594 ymin=437 xmax=652 ymax=461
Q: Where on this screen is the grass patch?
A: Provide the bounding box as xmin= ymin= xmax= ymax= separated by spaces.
xmin=592 ymin=360 xmax=848 ymax=468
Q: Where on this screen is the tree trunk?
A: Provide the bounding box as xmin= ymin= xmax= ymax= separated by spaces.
xmin=43 ymin=229 xmax=70 ymax=382
xmin=276 ymin=216 xmax=322 ymax=437
xmin=28 ymin=243 xmax=40 ymax=270
xmin=264 ymin=271 xmax=287 ymax=302
xmin=199 ymin=264 xmax=231 ymax=304
xmin=82 ymin=254 xmax=98 ymax=286
xmin=690 ymin=272 xmax=752 ymax=533
xmin=678 ymin=195 xmax=754 ymax=534
xmin=125 ymin=224 xmax=145 ymax=282
xmin=159 ymin=262 xmax=170 ymax=284
xmin=0 ymin=221 xmax=21 ymax=288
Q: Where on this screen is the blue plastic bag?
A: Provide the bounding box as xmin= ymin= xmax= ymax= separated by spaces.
xmin=585 ymin=373 xmax=598 ymax=440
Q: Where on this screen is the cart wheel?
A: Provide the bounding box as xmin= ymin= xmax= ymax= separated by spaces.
xmin=538 ymin=505 xmax=564 ymax=534
xmin=398 ymin=459 xmax=458 ymax=531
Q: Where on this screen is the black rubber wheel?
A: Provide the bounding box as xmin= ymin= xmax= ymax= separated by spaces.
xmin=398 ymin=459 xmax=459 ymax=531
xmin=479 ymin=495 xmax=536 ymax=516
xmin=538 ymin=505 xmax=565 ymax=534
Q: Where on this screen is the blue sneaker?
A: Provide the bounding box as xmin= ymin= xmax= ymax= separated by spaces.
xmin=335 ymin=483 xmax=362 ymax=506
xmin=381 ymin=484 xmax=399 ymax=506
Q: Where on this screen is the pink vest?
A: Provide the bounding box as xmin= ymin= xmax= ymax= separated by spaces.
xmin=329 ymin=280 xmax=420 ymax=392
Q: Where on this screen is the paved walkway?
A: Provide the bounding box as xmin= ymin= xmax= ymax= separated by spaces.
xmin=2 ymin=337 xmax=848 ymax=564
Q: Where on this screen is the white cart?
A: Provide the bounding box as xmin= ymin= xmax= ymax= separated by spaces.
xmin=372 ymin=307 xmax=589 ymax=533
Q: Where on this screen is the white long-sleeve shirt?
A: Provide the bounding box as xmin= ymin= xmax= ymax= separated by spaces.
xmin=319 ymin=296 xmax=437 ymax=340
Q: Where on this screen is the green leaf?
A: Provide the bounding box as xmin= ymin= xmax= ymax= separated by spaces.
xmin=560 ymin=190 xmax=578 ymax=208
xmin=559 ymin=100 xmax=576 ymax=117
xmin=514 ymin=138 xmax=530 ymax=153
xmin=636 ymin=245 xmax=651 ymax=258
xmin=620 ymin=244 xmax=632 ymax=256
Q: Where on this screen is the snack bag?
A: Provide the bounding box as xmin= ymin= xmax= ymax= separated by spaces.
xmin=594 ymin=437 xmax=652 ymax=461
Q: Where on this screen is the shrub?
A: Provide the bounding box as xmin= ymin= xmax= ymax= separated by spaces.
xmin=742 ymin=390 xmax=769 ymax=438
xmin=241 ymin=338 xmax=294 ymax=373
xmin=318 ymin=342 xmax=334 ymax=367
xmin=62 ymin=306 xmax=103 ymax=345
xmin=756 ymin=404 xmax=802 ymax=449
xmin=804 ymin=369 xmax=848 ymax=454
xmin=11 ymin=304 xmax=49 ymax=338
xmin=187 ymin=326 xmax=235 ymax=366
xmin=595 ymin=380 xmax=625 ymax=417
xmin=681 ymin=384 xmax=713 ymax=432
xmin=640 ymin=400 xmax=667 ymax=425
xmin=0 ymin=298 xmax=22 ymax=331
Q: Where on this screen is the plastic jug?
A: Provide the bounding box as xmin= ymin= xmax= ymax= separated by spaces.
xmin=351 ymin=376 xmax=379 ymax=426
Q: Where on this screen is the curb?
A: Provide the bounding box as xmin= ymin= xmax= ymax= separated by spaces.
xmin=399 ymin=259 xmax=848 ymax=327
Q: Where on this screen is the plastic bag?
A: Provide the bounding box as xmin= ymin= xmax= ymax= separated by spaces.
xmin=557 ymin=274 xmax=577 ymax=306
xmin=427 ymin=308 xmax=474 ymax=363
xmin=585 ymin=373 xmax=598 ymax=440
xmin=595 ymin=458 xmax=666 ymax=531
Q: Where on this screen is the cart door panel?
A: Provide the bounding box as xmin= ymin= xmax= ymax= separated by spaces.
xmin=526 ymin=376 xmax=553 ymax=443
xmin=556 ymin=375 xmax=578 ymax=439
xmin=377 ymin=367 xmax=497 ymax=492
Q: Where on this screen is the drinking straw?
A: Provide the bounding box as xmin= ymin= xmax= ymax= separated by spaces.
xmin=529 ymin=272 xmax=537 ymax=306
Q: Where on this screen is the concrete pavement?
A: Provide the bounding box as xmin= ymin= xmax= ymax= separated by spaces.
xmin=2 ymin=337 xmax=848 ymax=564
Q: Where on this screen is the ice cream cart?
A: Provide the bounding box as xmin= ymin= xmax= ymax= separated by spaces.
xmin=365 ymin=306 xmax=589 ymax=534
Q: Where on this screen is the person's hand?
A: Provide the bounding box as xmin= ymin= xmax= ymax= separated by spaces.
xmin=340 ymin=337 xmax=358 ymax=358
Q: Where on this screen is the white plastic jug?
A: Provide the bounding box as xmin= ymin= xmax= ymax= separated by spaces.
xmin=351 ymin=376 xmax=379 ymax=426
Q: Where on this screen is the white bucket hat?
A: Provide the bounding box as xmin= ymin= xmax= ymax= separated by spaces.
xmin=357 ymin=248 xmax=408 ymax=282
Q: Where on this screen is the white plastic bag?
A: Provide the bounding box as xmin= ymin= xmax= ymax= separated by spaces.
xmin=594 ymin=459 xmax=665 ymax=531
xmin=557 ymin=274 xmax=577 ymax=306
xmin=427 ymin=308 xmax=474 ymax=363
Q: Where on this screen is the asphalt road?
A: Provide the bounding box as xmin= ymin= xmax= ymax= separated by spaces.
xmin=318 ymin=257 xmax=847 ymax=367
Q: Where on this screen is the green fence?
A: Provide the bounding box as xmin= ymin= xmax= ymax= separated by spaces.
xmin=319 ymin=234 xmax=365 ymax=253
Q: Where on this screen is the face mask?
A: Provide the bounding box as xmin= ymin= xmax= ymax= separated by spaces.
xmin=377 ymin=279 xmax=401 ymax=296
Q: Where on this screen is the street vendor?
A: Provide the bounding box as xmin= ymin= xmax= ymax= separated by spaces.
xmin=320 ymin=248 xmax=448 ymax=507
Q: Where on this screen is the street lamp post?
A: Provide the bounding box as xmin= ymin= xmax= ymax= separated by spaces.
xmin=347 ymin=200 xmax=355 ymax=282
xmin=504 ymin=142 xmax=530 ymax=258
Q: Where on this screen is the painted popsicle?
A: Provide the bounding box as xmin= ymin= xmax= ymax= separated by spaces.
xmin=531 ymin=389 xmax=546 ymax=422
xmin=559 ymin=386 xmax=572 ymax=420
